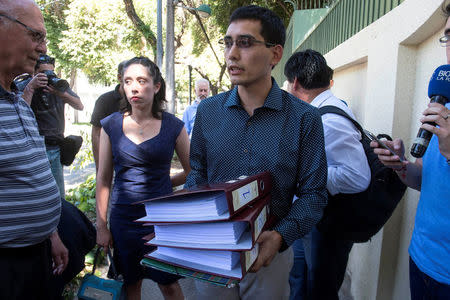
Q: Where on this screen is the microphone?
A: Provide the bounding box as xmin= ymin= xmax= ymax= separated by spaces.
xmin=410 ymin=64 xmax=450 ymax=158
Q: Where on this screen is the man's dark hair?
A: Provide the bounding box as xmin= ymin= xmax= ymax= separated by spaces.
xmin=229 ymin=5 xmax=285 ymax=47
xmin=35 ymin=54 xmax=55 ymax=71
xmin=444 ymin=1 xmax=450 ymax=19
xmin=284 ymin=49 xmax=333 ymax=90
xmin=120 ymin=56 xmax=166 ymax=119
xmin=118 ymin=60 xmax=127 ymax=77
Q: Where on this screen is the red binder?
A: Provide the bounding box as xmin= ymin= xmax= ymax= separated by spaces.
xmin=143 ymin=194 xmax=273 ymax=251
xmin=136 ymin=172 xmax=272 ymax=223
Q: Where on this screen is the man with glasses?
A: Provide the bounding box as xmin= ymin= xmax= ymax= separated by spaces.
xmin=0 ymin=1 xmax=68 ymax=299
xmin=185 ymin=5 xmax=327 ymax=299
xmin=371 ymin=3 xmax=450 ymax=299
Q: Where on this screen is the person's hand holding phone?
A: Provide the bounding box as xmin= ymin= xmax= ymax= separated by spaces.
xmin=367 ymin=131 xmax=408 ymax=170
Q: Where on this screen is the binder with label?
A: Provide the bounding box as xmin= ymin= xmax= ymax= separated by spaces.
xmin=136 ymin=172 xmax=272 ymax=222
xmin=143 ymin=195 xmax=272 ymax=250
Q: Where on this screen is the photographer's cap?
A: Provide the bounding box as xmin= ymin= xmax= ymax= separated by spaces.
xmin=38 ymin=54 xmax=55 ymax=65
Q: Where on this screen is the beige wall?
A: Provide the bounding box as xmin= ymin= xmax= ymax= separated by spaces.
xmin=331 ymin=61 xmax=368 ymax=120
xmin=322 ymin=0 xmax=448 ymax=299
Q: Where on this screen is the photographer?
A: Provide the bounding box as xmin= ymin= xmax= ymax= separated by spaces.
xmin=16 ymin=54 xmax=83 ymax=198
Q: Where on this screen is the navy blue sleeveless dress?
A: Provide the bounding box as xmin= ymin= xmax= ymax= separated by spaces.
xmin=101 ymin=111 xmax=183 ymax=285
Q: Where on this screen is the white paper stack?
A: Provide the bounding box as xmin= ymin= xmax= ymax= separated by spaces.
xmin=143 ymin=192 xmax=229 ymax=222
xmin=157 ymin=246 xmax=241 ymax=271
xmin=154 ymin=221 xmax=248 ymax=245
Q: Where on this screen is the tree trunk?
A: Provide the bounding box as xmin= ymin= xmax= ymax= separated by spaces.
xmin=123 ymin=0 xmax=157 ymax=59
xmin=165 ymin=0 xmax=176 ymax=114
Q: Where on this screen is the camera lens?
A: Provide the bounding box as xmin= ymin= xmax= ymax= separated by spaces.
xmin=43 ymin=70 xmax=69 ymax=92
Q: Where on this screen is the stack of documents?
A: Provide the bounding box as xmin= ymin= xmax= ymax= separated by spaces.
xmin=143 ymin=192 xmax=229 ymax=221
xmin=136 ymin=172 xmax=273 ymax=287
xmin=157 ymin=247 xmax=241 ymax=270
xmin=154 ymin=221 xmax=248 ymax=245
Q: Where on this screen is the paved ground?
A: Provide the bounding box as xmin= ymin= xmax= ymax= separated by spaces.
xmin=142 ymin=278 xmax=197 ymax=299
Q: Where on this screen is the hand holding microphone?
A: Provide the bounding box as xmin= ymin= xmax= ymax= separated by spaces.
xmin=410 ymin=64 xmax=450 ymax=158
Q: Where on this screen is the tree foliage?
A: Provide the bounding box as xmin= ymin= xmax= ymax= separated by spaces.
xmin=36 ymin=0 xmax=333 ymax=109
xmin=123 ymin=0 xmax=157 ymax=58
xmin=184 ymin=0 xmax=334 ymax=95
xmin=38 ymin=0 xmax=155 ymax=85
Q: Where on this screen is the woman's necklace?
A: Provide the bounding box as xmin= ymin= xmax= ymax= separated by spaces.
xmin=131 ymin=116 xmax=150 ymax=136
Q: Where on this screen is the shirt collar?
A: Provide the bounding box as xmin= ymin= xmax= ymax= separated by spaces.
xmin=310 ymin=89 xmax=333 ymax=108
xmin=0 ymin=82 xmax=19 ymax=102
xmin=224 ymin=77 xmax=283 ymax=111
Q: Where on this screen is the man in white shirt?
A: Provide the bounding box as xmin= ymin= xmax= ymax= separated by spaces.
xmin=182 ymin=78 xmax=210 ymax=138
xmin=285 ymin=49 xmax=371 ymax=300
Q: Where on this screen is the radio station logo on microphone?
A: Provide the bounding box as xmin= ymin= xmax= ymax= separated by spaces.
xmin=435 ymin=69 xmax=450 ymax=82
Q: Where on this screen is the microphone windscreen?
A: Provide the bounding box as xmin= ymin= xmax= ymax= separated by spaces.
xmin=428 ymin=64 xmax=450 ymax=100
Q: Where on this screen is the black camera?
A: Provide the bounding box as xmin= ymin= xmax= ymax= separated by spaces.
xmin=42 ymin=70 xmax=69 ymax=93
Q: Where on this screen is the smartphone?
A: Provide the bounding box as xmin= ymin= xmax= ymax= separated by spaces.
xmin=364 ymin=129 xmax=405 ymax=162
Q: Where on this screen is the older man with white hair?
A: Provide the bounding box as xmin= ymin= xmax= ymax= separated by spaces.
xmin=182 ymin=78 xmax=210 ymax=138
xmin=0 ymin=0 xmax=68 ymax=298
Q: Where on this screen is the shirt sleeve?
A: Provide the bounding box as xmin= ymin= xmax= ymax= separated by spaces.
xmin=90 ymin=95 xmax=106 ymax=127
xmin=323 ymin=114 xmax=371 ymax=195
xmin=99 ymin=112 xmax=116 ymax=138
xmin=182 ymin=107 xmax=192 ymax=136
xmin=66 ymin=87 xmax=80 ymax=99
xmin=184 ymin=104 xmax=208 ymax=188
xmin=273 ymin=109 xmax=328 ymax=248
xmin=171 ymin=113 xmax=184 ymax=141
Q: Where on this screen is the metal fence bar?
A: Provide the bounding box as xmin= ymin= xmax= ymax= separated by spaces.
xmin=295 ymin=0 xmax=405 ymax=54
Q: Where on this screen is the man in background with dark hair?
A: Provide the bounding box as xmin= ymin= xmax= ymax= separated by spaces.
xmin=284 ymin=49 xmax=370 ymax=300
xmin=185 ymin=5 xmax=327 ymax=299
xmin=0 ymin=0 xmax=68 ymax=298
xmin=372 ymin=3 xmax=450 ymax=298
xmin=16 ymin=54 xmax=83 ymax=199
xmin=91 ymin=60 xmax=126 ymax=171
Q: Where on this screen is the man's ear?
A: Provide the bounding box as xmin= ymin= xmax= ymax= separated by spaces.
xmin=292 ymin=77 xmax=301 ymax=91
xmin=270 ymin=45 xmax=284 ymax=67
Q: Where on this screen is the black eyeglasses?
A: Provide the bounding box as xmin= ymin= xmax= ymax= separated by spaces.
xmin=0 ymin=13 xmax=46 ymax=44
xmin=218 ymin=36 xmax=276 ymax=49
xmin=439 ymin=34 xmax=450 ymax=47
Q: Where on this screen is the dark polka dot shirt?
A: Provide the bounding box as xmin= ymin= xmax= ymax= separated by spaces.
xmin=185 ymin=79 xmax=328 ymax=248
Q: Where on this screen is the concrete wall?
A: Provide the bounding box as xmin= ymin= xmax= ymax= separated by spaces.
xmin=324 ymin=0 xmax=447 ymax=299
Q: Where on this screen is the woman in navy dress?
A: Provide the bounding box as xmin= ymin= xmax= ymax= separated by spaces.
xmin=96 ymin=57 xmax=190 ymax=300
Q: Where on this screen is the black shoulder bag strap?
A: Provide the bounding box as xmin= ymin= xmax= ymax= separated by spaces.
xmin=318 ymin=105 xmax=364 ymax=137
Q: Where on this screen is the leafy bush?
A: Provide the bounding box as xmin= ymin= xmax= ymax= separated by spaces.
xmin=66 ymin=173 xmax=96 ymax=221
xmin=70 ymin=129 xmax=94 ymax=172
